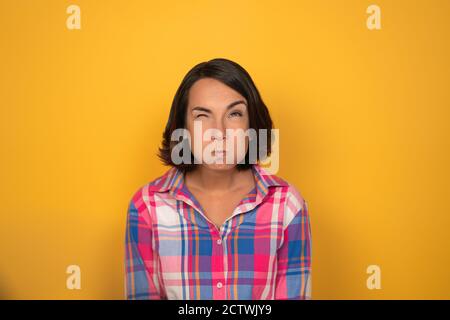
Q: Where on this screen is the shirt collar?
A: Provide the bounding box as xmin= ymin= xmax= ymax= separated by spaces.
xmin=148 ymin=163 xmax=288 ymax=198
xmin=148 ymin=164 xmax=289 ymax=226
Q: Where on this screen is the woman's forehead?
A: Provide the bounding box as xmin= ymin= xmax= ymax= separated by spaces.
xmin=188 ymin=78 xmax=246 ymax=110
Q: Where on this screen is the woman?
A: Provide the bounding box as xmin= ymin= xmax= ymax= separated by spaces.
xmin=125 ymin=58 xmax=312 ymax=300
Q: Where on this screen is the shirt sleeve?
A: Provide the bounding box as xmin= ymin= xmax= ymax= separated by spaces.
xmin=124 ymin=198 xmax=166 ymax=299
xmin=274 ymin=199 xmax=312 ymax=300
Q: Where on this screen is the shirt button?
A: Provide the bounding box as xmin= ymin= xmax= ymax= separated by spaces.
xmin=216 ymin=239 xmax=222 ymax=245
xmin=216 ymin=281 xmax=223 ymax=289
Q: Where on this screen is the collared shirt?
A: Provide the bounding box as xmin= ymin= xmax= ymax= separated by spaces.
xmin=124 ymin=163 xmax=312 ymax=300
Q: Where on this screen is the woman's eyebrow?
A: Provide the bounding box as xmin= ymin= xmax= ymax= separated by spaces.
xmin=192 ymin=100 xmax=247 ymax=113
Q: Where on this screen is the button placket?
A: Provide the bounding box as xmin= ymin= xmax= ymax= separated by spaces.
xmin=211 ymin=224 xmax=226 ymax=299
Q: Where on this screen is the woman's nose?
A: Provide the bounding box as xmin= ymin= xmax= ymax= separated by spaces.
xmin=211 ymin=120 xmax=227 ymax=140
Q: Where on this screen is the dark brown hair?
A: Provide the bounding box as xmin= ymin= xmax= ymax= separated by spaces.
xmin=158 ymin=58 xmax=274 ymax=172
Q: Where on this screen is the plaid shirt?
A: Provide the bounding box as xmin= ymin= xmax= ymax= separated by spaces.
xmin=125 ymin=164 xmax=312 ymax=300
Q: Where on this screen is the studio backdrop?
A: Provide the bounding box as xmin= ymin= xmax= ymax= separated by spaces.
xmin=0 ymin=0 xmax=449 ymax=299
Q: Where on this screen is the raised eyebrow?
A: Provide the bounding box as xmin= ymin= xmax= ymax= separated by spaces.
xmin=191 ymin=100 xmax=247 ymax=113
xmin=226 ymin=100 xmax=247 ymax=110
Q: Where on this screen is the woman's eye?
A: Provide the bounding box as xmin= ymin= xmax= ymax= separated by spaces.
xmin=229 ymin=111 xmax=243 ymax=117
xmin=195 ymin=114 xmax=207 ymax=119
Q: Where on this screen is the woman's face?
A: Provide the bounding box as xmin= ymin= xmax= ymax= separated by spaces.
xmin=185 ymin=77 xmax=250 ymax=171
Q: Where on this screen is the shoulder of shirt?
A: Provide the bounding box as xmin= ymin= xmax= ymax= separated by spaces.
xmin=264 ymin=169 xmax=305 ymax=210
xmin=128 ymin=167 xmax=176 ymax=213
xmin=268 ymin=173 xmax=308 ymax=228
xmin=128 ymin=165 xmax=309 ymax=223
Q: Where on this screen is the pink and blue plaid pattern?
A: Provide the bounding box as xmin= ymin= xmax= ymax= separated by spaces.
xmin=125 ymin=164 xmax=312 ymax=300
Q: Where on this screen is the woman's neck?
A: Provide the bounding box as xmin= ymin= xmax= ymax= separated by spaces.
xmin=185 ymin=166 xmax=254 ymax=193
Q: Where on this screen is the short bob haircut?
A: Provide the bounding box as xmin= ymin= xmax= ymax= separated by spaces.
xmin=158 ymin=58 xmax=274 ymax=173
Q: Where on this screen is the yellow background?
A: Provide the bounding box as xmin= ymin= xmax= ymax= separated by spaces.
xmin=1 ymin=0 xmax=449 ymax=299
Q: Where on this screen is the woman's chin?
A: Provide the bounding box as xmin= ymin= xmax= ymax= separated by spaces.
xmin=204 ymin=162 xmax=236 ymax=171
